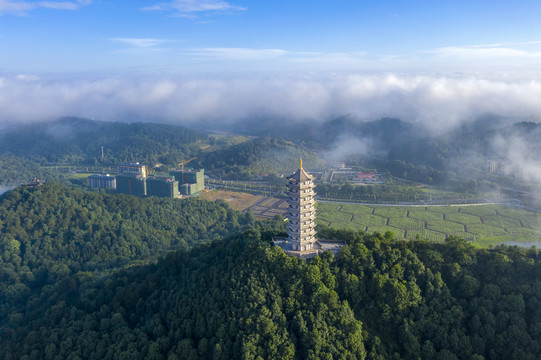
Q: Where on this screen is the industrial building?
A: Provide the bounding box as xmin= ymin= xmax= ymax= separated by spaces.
xmin=88 ymin=174 xmax=116 ymax=190
xmin=114 ymin=161 xmax=203 ymax=197
xmin=146 ymin=176 xmax=179 ymax=198
xmin=487 ymin=160 xmax=515 ymax=176
xmin=117 ymin=162 xmax=147 ymax=177
xmin=116 ymin=173 xmax=147 ymax=196
xmin=169 ymin=168 xmax=205 ymax=195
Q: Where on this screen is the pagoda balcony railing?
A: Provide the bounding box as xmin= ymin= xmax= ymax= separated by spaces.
xmin=288 ymin=190 xmax=316 ymax=197
xmin=287 ymin=201 xmax=315 ymax=209
xmin=287 ymin=188 xmax=316 ymax=197
xmin=288 ymin=195 xmax=314 ymax=201
xmin=301 ymin=214 xmax=316 ymax=221
xmin=287 ymin=229 xmax=300 ymax=236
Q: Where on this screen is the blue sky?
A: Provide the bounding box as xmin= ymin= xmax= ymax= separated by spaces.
xmin=2 ymin=0 xmax=541 ymax=74
xmin=2 ymin=0 xmax=541 ymax=130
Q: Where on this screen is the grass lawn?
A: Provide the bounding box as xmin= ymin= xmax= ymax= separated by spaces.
xmin=316 ymin=201 xmax=541 ymax=248
xmin=388 ymin=217 xmax=426 ymax=230
xmin=339 ymin=204 xmax=374 ymax=215
xmin=445 ymin=213 xmax=482 ymax=224
xmin=408 ymin=209 xmax=443 ymax=222
xmin=459 ymin=205 xmax=500 ymax=217
xmin=373 ymin=207 xmax=407 ymax=218
xmin=482 ymin=216 xmax=522 ymax=229
xmin=427 ymin=220 xmax=465 ymax=234
xmin=353 ymin=215 xmax=388 ymax=227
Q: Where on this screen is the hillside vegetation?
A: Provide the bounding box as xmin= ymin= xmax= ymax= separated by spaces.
xmin=0 ymin=118 xmax=206 ymax=165
xmin=0 ymin=118 xmax=324 ymax=186
xmin=1 ymin=224 xmax=540 ymax=359
xmin=197 ymin=137 xmax=322 ymax=180
xmin=0 ymin=183 xmax=282 ymax=325
xmin=0 ymin=185 xmax=540 ymax=359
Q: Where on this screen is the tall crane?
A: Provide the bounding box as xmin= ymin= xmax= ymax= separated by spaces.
xmin=178 ymin=157 xmax=197 ymax=184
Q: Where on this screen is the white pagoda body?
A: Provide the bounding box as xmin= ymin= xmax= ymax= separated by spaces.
xmin=286 ymin=159 xmax=317 ymax=251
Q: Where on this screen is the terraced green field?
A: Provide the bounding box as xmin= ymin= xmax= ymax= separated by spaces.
xmin=316 ymin=202 xmax=541 ymax=248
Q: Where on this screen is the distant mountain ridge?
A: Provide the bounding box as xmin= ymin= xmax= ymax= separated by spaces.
xmin=0 ymin=117 xmax=206 ymax=165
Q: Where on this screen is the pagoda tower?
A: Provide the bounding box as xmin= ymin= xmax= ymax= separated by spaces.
xmin=286 ymin=158 xmax=317 ymax=251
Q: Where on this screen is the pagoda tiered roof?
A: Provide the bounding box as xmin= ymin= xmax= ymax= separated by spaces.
xmin=287 ymin=168 xmax=315 ymax=182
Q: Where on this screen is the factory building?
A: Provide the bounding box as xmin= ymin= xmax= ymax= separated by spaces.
xmin=117 ymin=162 xmax=147 ymax=177
xmin=88 ymin=174 xmax=117 ymax=190
xmin=146 ymin=176 xmax=179 ymax=198
xmin=169 ymin=168 xmax=205 ymax=195
xmin=116 ymin=173 xmax=147 ymax=196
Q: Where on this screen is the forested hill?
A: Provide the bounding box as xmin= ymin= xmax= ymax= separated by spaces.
xmin=0 ymin=183 xmax=283 ymax=327
xmin=1 ymin=184 xmax=540 ymax=359
xmin=1 ymin=189 xmax=540 ymax=359
xmin=197 ymin=137 xmax=322 ymax=179
xmin=1 ymin=234 xmax=366 ymax=360
xmin=0 ymin=118 xmax=206 ymax=164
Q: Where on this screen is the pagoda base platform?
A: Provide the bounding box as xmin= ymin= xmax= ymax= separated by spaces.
xmin=273 ymin=237 xmax=345 ymax=259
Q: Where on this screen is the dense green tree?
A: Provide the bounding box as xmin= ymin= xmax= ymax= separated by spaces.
xmin=1 ymin=184 xmax=540 ymax=359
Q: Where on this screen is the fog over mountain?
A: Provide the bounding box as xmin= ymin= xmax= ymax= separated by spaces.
xmin=1 ymin=73 xmax=540 ymax=133
xmin=2 ymin=72 xmax=541 ymax=190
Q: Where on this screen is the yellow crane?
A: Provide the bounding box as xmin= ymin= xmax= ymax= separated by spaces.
xmin=178 ymin=157 xmax=197 ymax=184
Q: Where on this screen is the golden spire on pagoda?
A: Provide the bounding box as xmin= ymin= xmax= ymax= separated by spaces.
xmin=300 ymin=157 xmax=303 ymax=170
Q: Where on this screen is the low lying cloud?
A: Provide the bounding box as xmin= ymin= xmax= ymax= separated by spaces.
xmin=323 ymin=135 xmax=385 ymax=163
xmin=492 ymin=134 xmax=541 ymax=184
xmin=1 ymin=73 xmax=541 ymax=132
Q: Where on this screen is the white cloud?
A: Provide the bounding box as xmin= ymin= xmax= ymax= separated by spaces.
xmin=111 ymin=38 xmax=170 ymax=48
xmin=143 ymin=0 xmax=245 ymax=17
xmin=0 ymin=0 xmax=91 ymax=15
xmin=192 ymin=47 xmax=287 ymax=60
xmin=15 ymin=74 xmax=40 ymax=81
xmin=432 ymin=41 xmax=541 ymax=61
xmin=1 ymin=74 xmax=541 ymax=132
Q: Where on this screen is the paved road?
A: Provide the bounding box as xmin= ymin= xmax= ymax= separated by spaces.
xmin=317 ymin=199 xmax=509 ymax=207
